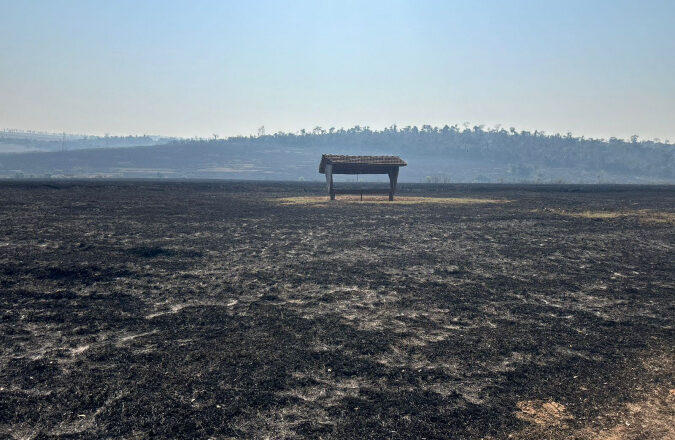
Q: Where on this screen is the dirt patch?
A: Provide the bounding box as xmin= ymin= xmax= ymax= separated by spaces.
xmin=516 ymin=400 xmax=573 ymax=427
xmin=273 ymin=195 xmax=510 ymax=205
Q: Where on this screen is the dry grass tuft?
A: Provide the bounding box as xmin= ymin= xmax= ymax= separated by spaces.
xmin=537 ymin=208 xmax=675 ymax=224
xmin=573 ymin=211 xmax=626 ymax=219
xmin=272 ymin=195 xmax=510 ymax=205
xmin=638 ymin=211 xmax=675 ymax=224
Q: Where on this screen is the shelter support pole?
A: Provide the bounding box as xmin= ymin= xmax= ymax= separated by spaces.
xmin=388 ymin=167 xmax=399 ymax=201
xmin=325 ymin=164 xmax=334 ymax=200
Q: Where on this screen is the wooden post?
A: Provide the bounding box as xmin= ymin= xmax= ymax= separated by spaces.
xmin=325 ymin=164 xmax=334 ymax=200
xmin=388 ymin=167 xmax=399 ymax=201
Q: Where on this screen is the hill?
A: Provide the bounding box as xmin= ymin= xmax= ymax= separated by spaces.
xmin=0 ymin=130 xmax=176 ymax=154
xmin=1 ymin=126 xmax=673 ymax=183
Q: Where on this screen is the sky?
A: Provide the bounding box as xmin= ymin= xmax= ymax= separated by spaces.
xmin=1 ymin=0 xmax=674 ymax=141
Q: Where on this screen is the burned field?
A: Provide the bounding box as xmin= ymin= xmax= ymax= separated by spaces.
xmin=0 ymin=181 xmax=673 ymax=439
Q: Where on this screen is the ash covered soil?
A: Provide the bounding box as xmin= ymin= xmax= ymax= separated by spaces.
xmin=0 ymin=181 xmax=673 ymax=439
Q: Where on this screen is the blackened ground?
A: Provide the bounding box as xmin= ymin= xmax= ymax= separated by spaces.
xmin=0 ymin=181 xmax=673 ymax=439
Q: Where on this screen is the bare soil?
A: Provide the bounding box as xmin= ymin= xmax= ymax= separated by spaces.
xmin=0 ymin=181 xmax=673 ymax=439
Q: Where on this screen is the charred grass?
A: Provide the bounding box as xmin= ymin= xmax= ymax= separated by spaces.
xmin=0 ymin=181 xmax=673 ymax=439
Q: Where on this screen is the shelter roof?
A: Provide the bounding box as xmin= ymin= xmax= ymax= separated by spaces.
xmin=319 ymin=155 xmax=407 ymax=173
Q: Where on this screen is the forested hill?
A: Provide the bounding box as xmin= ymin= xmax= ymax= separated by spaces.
xmin=1 ymin=126 xmax=673 ymax=183
xmin=0 ymin=131 xmax=175 ymax=153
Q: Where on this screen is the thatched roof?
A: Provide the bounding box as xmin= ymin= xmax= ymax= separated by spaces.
xmin=319 ymin=155 xmax=407 ymax=174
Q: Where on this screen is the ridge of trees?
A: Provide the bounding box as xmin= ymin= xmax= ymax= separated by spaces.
xmin=1 ymin=124 xmax=672 ymax=182
xmin=169 ymin=124 xmax=674 ymax=180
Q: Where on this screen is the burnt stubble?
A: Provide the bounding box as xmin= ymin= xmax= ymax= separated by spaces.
xmin=0 ymin=181 xmax=673 ymax=439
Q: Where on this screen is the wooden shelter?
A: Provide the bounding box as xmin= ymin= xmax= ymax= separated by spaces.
xmin=319 ymin=155 xmax=407 ymax=201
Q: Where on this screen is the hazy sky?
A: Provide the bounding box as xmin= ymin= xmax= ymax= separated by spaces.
xmin=1 ymin=0 xmax=674 ymax=140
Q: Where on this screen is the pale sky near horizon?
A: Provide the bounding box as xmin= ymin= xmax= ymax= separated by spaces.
xmin=1 ymin=0 xmax=674 ymax=140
